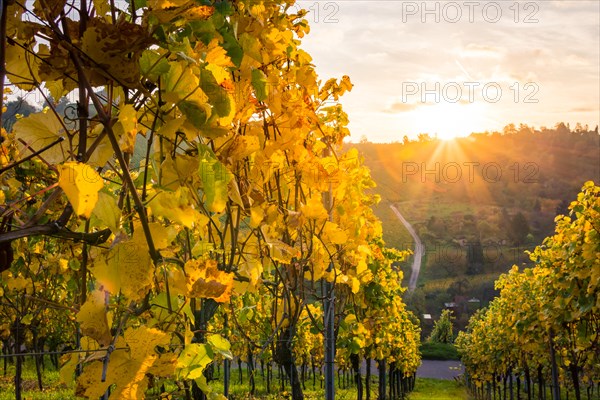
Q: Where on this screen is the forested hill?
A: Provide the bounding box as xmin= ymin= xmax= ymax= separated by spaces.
xmin=352 ymin=123 xmax=599 ymax=215
xmin=351 ymin=123 xmax=599 ymax=330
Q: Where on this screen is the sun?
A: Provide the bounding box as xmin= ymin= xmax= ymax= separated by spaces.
xmin=412 ymin=102 xmax=489 ymax=140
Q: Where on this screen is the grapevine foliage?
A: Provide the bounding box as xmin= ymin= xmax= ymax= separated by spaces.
xmin=457 ymin=181 xmax=600 ymax=395
xmin=0 ymin=0 xmax=421 ymax=398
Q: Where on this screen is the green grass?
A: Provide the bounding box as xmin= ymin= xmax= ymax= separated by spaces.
xmin=409 ymin=378 xmax=469 ymax=400
xmin=0 ymin=359 xmax=74 ymax=400
xmin=1 ymin=359 xmax=470 ymax=400
xmin=419 ymin=342 xmax=460 ymax=361
xmin=373 ymin=202 xmax=413 ymax=251
xmin=1 ymin=359 xmax=471 ymax=400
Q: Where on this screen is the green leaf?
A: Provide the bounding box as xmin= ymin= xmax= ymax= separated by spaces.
xmin=179 ymin=101 xmax=209 ymax=129
xmin=251 ymin=69 xmax=268 ymax=102
xmin=177 ymin=343 xmax=213 ymax=379
xmin=239 ymin=33 xmax=262 ymax=63
xmin=220 ymin=31 xmax=243 ymax=67
xmin=198 ymin=144 xmax=232 ymax=213
xmin=140 ymin=50 xmax=170 ymax=81
xmin=21 ymin=314 xmax=33 ymax=325
xmin=128 ymin=0 xmax=146 ymax=11
xmin=201 ymin=69 xmax=230 ymax=118
xmin=207 ymin=334 xmax=233 ymax=360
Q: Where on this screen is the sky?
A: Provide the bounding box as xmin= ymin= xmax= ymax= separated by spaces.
xmin=298 ymin=0 xmax=600 ymax=142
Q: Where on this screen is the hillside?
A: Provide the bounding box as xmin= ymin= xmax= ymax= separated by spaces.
xmin=351 ymin=123 xmax=600 ymax=332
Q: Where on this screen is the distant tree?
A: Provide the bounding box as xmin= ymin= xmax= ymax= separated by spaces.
xmin=405 ymin=288 xmax=427 ymax=324
xmin=503 ymin=123 xmax=517 ymax=135
xmin=500 ymin=208 xmax=510 ymax=229
xmin=403 ymin=135 xmax=410 ymax=145
xmin=555 ymin=199 xmax=570 ymax=217
xmin=574 ymin=123 xmax=588 ymax=133
xmin=463 ymin=214 xmax=476 ymax=223
xmin=555 ymin=122 xmax=571 ymax=135
xmin=2 ymin=98 xmax=37 ymax=132
xmin=428 ymin=309 xmax=454 ymax=344
xmin=532 ymin=198 xmax=542 ymax=212
xmin=427 ymin=216 xmax=446 ymax=235
xmin=417 ymin=133 xmax=433 ymax=143
xmin=466 ymin=240 xmax=484 ymax=275
xmin=509 ymin=212 xmax=530 ymax=244
xmin=359 ymin=135 xmax=369 ymax=144
xmin=518 ymin=123 xmax=533 ymax=135
xmin=427 ymin=216 xmax=437 ymax=230
xmin=477 ymin=220 xmax=494 ymax=239
xmin=449 ymin=278 xmax=470 ymax=297
xmin=43 ymin=96 xmax=72 ymax=117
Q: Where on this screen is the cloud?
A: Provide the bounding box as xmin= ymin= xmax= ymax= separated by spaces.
xmin=564 ymin=54 xmax=589 ymax=67
xmin=301 ymin=0 xmax=599 ymax=142
xmin=570 ymin=107 xmax=596 ymax=113
xmin=460 ymin=43 xmax=504 ymax=59
xmin=384 ymin=102 xmax=420 ymax=113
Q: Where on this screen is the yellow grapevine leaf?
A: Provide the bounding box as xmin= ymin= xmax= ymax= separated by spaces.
xmin=33 ymin=0 xmax=66 ymax=21
xmin=322 ymin=221 xmax=348 ymax=245
xmin=176 ymin=343 xmax=212 ymax=379
xmin=249 ymin=205 xmax=264 ymax=228
xmin=5 ymin=40 xmax=40 ymax=90
xmin=58 ymin=162 xmax=104 ymax=218
xmin=157 ymin=117 xmax=185 ymax=140
xmin=148 ymin=187 xmax=200 ymax=228
xmin=76 ymin=290 xmax=111 ymax=346
xmin=205 ymin=63 xmax=230 ymax=85
xmin=59 ymin=352 xmax=78 ymax=386
xmin=301 ymin=196 xmax=328 ymax=220
xmin=207 ymin=334 xmax=233 ymax=360
xmin=87 ymin=124 xmax=114 ymax=169
xmin=92 ymin=191 xmax=121 ymax=233
xmin=237 ymin=258 xmax=262 ymax=289
xmin=6 ymin=275 xmax=31 ymax=292
xmin=163 ymin=61 xmax=209 ymax=107
xmin=132 ymin=221 xmax=176 ymax=250
xmin=187 ymin=5 xmax=215 ymax=21
xmin=80 ymin=19 xmax=150 ymax=87
xmin=115 ymin=104 xmax=138 ymax=154
xmin=268 ymin=240 xmax=299 ymax=264
xmin=91 ymin=240 xmax=153 ymax=301
xmin=205 ymin=39 xmax=234 ymax=67
xmin=186 ymin=259 xmax=234 ymax=303
xmin=45 ymin=80 xmax=66 ymax=102
xmin=92 ymin=0 xmax=111 ymax=18
xmin=340 ymin=75 xmax=354 ymax=92
xmin=77 ymin=326 xmax=172 ymax=400
xmin=148 ymin=0 xmax=213 ymax=23
xmin=13 ymin=110 xmax=68 ymax=164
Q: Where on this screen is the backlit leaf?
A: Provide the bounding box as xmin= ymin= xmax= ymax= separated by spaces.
xmin=77 ymin=290 xmax=111 ymax=346
xmin=149 ymin=187 xmax=200 ymax=228
xmin=251 ymin=69 xmax=268 ymax=102
xmin=58 ymin=162 xmax=104 ymax=218
xmin=13 ymin=110 xmax=68 ymax=164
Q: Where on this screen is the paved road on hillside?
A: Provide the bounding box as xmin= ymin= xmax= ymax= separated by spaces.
xmin=360 ymin=360 xmax=464 ymax=380
xmin=390 ymin=205 xmax=423 ymax=292
xmin=417 ymin=360 xmax=464 ymax=380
